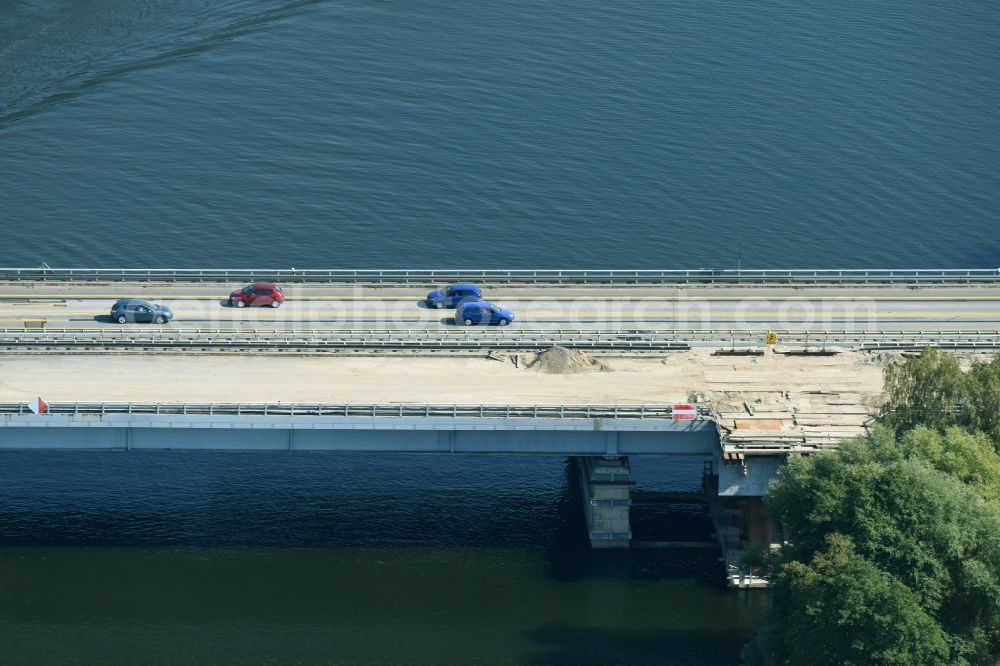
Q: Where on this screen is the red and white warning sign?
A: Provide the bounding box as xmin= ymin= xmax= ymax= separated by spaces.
xmin=29 ymin=396 xmax=48 ymax=415
xmin=671 ymin=403 xmax=698 ymax=420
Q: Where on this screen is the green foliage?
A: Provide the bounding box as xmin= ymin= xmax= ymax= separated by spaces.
xmin=853 ymin=425 xmax=1000 ymax=505
xmin=738 ymin=540 xmax=772 ymax=574
xmin=745 ymin=350 xmax=1000 ymax=664
xmin=883 ymin=347 xmax=967 ymax=434
xmin=966 ymin=356 xmax=1000 ymax=444
xmin=883 ymin=349 xmax=1000 ymax=453
xmin=897 ymin=426 xmax=1000 ymax=505
xmin=744 ymin=435 xmax=1000 ymax=665
xmin=743 ymin=534 xmax=951 ymax=666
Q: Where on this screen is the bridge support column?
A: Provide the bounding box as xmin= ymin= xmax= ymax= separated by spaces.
xmin=575 ymin=456 xmax=631 ymax=548
xmin=705 ymin=470 xmax=780 ymax=588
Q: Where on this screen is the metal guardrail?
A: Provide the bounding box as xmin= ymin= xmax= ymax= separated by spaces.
xmin=0 ymin=328 xmax=997 ymax=350
xmin=0 ymin=327 xmax=685 ymax=351
xmin=0 ymin=402 xmax=710 ymax=419
xmin=1 ymin=267 xmax=998 ymax=285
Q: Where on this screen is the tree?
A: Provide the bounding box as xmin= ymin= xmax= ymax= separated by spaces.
xmin=744 ymin=534 xmax=950 ymax=666
xmin=882 ymin=349 xmax=1000 ymax=454
xmin=745 ymin=438 xmax=1000 ymax=665
xmin=882 ymin=347 xmax=967 ymax=435
xmin=966 ymin=355 xmax=1000 ymax=444
xmin=896 ymin=426 xmax=1000 ymax=505
xmin=856 ymin=425 xmax=1000 ymax=506
xmin=745 ymin=349 xmax=1000 ymax=664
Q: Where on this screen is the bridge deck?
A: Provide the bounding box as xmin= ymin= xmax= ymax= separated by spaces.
xmin=0 ymin=349 xmax=885 ymax=405
xmin=0 ymin=277 xmax=995 ymax=456
xmin=1 ymin=282 xmax=999 ymax=335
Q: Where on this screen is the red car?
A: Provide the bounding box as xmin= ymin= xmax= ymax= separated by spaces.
xmin=229 ymin=283 xmax=284 ymax=308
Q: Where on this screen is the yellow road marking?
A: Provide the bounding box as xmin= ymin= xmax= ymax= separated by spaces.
xmin=1 ymin=310 xmax=1000 ymax=320
xmin=0 ymin=326 xmax=988 ymax=332
xmin=2 ymin=293 xmax=1000 ymax=302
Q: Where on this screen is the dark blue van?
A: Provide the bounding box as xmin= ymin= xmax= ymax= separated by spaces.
xmin=455 ymin=301 xmax=515 ymax=326
xmin=426 ymin=283 xmax=483 ymax=309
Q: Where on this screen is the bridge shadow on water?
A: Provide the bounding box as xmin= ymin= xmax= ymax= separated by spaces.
xmin=546 ymin=458 xmax=726 ymax=587
xmin=0 ymin=451 xmax=722 ymax=581
xmin=0 ymin=451 xmax=758 ymax=663
xmin=524 ymin=624 xmax=749 ymax=666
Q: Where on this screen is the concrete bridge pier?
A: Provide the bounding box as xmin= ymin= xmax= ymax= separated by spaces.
xmin=705 ymin=469 xmax=781 ymax=588
xmin=575 ymin=456 xmax=632 ymax=548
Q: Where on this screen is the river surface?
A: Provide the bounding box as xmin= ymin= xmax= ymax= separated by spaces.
xmin=0 ymin=452 xmax=761 ymax=665
xmin=1 ymin=1 xmax=998 ymax=663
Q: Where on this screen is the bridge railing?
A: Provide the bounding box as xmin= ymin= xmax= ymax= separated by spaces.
xmin=1 ymin=267 xmax=998 ymax=285
xmin=0 ymin=402 xmax=711 ymax=419
xmin=0 ymin=327 xmax=997 ymax=350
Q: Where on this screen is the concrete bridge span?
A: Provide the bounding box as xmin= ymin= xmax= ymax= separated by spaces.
xmin=0 ymin=400 xmax=781 ymax=570
xmin=0 ymin=402 xmax=717 ymax=456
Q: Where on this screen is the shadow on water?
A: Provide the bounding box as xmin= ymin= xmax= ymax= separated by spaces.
xmin=0 ymin=451 xmax=571 ymax=549
xmin=542 ymin=458 xmax=728 ymax=587
xmin=0 ymin=453 xmax=720 ymax=577
xmin=525 ymin=624 xmax=748 ymax=666
xmin=0 ymin=452 xmax=731 ymax=586
xmin=1 ymin=453 xmax=717 ymax=559
xmin=542 ymin=457 xmax=593 ymax=582
xmin=0 ymin=452 xmax=761 ymax=663
xmin=0 ymin=0 xmax=327 ymax=126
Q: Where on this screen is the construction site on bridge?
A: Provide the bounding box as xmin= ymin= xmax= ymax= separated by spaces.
xmin=2 ymin=345 xmax=994 ymax=452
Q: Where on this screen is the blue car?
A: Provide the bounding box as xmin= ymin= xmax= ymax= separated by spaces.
xmin=456 ymin=301 xmax=515 ymax=326
xmin=426 ymin=283 xmax=483 ymax=309
xmin=110 ymin=299 xmax=173 ymax=324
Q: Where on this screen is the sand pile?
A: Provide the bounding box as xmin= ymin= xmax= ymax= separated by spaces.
xmin=529 ymin=346 xmax=611 ymax=374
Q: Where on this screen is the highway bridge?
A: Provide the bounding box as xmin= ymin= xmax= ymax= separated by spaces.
xmin=1 ymin=268 xmax=1000 ymax=350
xmin=1 ymin=267 xmax=998 ymax=586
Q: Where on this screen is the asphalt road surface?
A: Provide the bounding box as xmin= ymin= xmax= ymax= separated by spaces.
xmin=1 ymin=283 xmax=999 ymax=332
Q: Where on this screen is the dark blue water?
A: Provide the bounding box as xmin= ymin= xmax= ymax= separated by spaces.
xmin=0 ymin=451 xmax=759 ymax=664
xmin=1 ymin=1 xmax=998 ymax=269
xmin=1 ymin=1 xmax=997 ymax=662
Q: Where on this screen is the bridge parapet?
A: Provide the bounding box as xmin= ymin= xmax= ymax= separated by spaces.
xmin=0 ymin=401 xmax=712 ymax=420
xmin=2 ymin=267 xmax=999 ymax=285
xmin=0 ymin=328 xmax=996 ymax=351
xmin=0 ymin=402 xmax=718 ymax=455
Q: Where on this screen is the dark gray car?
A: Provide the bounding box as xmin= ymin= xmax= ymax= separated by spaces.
xmin=110 ymin=299 xmax=173 ymax=324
